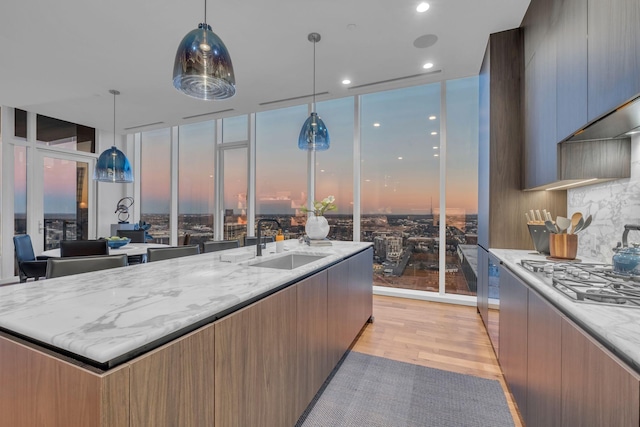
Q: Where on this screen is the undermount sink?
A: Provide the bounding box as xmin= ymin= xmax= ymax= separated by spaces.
xmin=249 ymin=253 xmax=328 ymax=270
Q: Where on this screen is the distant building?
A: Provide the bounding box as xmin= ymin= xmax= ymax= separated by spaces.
xmin=224 ymin=223 xmax=246 ymax=241
xmin=386 ymin=236 xmax=403 ymax=262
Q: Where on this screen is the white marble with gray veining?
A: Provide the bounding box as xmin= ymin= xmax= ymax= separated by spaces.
xmin=491 ymin=248 xmax=640 ymax=373
xmin=568 ymin=134 xmax=640 ymax=263
xmin=0 ymin=240 xmax=371 ymax=366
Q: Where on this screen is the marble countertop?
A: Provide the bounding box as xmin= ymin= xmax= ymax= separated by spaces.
xmin=0 ymin=240 xmax=371 ymax=368
xmin=491 ymin=248 xmax=640 ymax=374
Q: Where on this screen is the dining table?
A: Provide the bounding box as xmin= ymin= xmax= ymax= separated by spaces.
xmin=41 ymin=242 xmax=170 ymax=259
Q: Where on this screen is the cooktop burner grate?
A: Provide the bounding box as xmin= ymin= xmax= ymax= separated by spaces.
xmin=520 ymin=259 xmax=640 ymax=308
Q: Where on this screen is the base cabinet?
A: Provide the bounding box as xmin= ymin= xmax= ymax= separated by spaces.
xmin=499 ymin=267 xmax=529 ymax=420
xmin=561 ymin=318 xmax=640 ymax=427
xmin=0 ymin=248 xmax=374 ymax=427
xmin=296 ymin=270 xmax=330 ymax=418
xmin=526 ymin=290 xmax=562 ymax=427
xmin=499 ymin=265 xmax=640 ymax=427
xmin=214 ymin=286 xmax=298 ymax=427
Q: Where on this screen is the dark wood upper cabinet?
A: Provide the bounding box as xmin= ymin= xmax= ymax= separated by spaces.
xmin=556 ymin=0 xmax=588 ymax=142
xmin=587 ymin=0 xmax=640 ymax=122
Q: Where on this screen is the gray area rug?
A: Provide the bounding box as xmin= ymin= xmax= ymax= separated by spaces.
xmin=296 ymin=351 xmax=514 ymax=427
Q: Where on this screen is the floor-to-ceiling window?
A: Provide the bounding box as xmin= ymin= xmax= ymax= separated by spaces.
xmin=35 ymin=114 xmax=94 ymax=248
xmin=178 ymin=120 xmax=215 ymax=247
xmin=14 ymin=146 xmax=26 ymax=235
xmin=2 ymin=109 xmax=96 ymax=280
xmin=361 ymin=84 xmax=441 ymax=291
xmin=445 ymin=77 xmax=479 ymax=296
xmin=255 ymin=105 xmax=308 ymax=239
xmin=140 ymin=128 xmax=171 ymax=243
xmin=316 ymin=97 xmax=354 ymax=241
xmin=220 ymin=116 xmax=249 ymax=242
xmin=128 ymin=77 xmax=480 ymax=299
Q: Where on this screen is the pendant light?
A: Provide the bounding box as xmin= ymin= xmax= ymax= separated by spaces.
xmin=173 ymin=0 xmax=236 ymax=100
xmin=93 ymin=90 xmax=134 ymax=183
xmin=298 ymin=33 xmax=330 ymax=151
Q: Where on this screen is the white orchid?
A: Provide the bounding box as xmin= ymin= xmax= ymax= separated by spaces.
xmin=301 ymin=195 xmax=337 ymax=216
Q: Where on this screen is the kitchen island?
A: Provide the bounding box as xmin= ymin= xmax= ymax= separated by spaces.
xmin=491 ymin=249 xmax=640 ymax=427
xmin=0 ymin=240 xmax=373 ymax=427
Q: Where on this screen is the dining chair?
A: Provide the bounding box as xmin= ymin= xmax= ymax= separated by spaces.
xmin=60 ymin=240 xmax=109 ymax=257
xmin=244 ymin=236 xmax=275 ymax=247
xmin=146 ymin=245 xmax=200 ymax=262
xmin=116 ymin=229 xmax=146 ymax=243
xmin=13 ymin=234 xmax=49 ymax=283
xmin=46 ymin=254 xmax=128 ymax=279
xmin=202 ymin=240 xmax=240 ymax=253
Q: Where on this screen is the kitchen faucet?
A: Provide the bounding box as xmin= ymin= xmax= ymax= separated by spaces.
xmin=256 ymin=218 xmax=282 ymax=256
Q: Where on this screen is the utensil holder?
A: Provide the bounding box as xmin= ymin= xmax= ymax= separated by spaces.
xmin=549 ymin=233 xmax=578 ymax=259
xmin=527 ymin=224 xmax=550 ymax=254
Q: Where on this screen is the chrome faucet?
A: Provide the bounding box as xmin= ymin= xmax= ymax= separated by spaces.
xmin=256 ymin=218 xmax=282 ymax=256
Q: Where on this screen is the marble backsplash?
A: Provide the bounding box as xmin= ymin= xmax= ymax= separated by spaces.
xmin=568 ymin=134 xmax=640 ymax=263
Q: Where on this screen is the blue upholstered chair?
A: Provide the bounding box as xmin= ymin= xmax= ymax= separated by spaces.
xmin=13 ymin=234 xmax=49 ymax=283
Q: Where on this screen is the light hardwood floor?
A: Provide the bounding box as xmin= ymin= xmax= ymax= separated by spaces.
xmin=352 ymin=295 xmax=523 ymax=427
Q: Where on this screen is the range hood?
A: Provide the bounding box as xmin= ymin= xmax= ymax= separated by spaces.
xmin=568 ymin=96 xmax=640 ymax=142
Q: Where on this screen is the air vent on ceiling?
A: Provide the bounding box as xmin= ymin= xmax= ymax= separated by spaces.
xmin=183 ymin=109 xmax=235 ymax=120
xmin=348 ymin=70 xmax=442 ymax=90
xmin=124 ymin=121 xmax=165 ymax=131
xmin=259 ymin=92 xmax=330 ymax=106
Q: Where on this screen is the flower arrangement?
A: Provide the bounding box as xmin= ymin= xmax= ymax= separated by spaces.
xmin=301 ymin=195 xmax=337 ymax=217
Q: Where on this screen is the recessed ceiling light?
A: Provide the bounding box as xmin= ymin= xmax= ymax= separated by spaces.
xmin=416 ymin=2 xmax=430 ymax=12
xmin=432 ymin=146 xmax=438 ymax=149
xmin=434 ymin=154 xmax=439 ymax=157
xmin=398 ymin=156 xmax=403 ymax=160
xmin=342 ymin=79 xmax=351 ymax=85
xmin=431 ymin=131 xmax=438 ymax=135
xmin=429 ymin=115 xmax=436 ymax=120
xmin=320 ymin=169 xmax=325 ymax=172
xmin=373 ymin=123 xmax=381 ymax=127
xmin=365 ymin=179 xmax=371 ymax=182
xmin=423 ymin=62 xmax=434 ymax=69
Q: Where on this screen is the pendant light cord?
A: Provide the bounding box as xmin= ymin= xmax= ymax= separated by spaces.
xmin=312 ymin=39 xmax=316 ymax=112
xmin=204 ymin=0 xmax=207 ymax=24
xmin=113 ymin=91 xmax=116 ymax=146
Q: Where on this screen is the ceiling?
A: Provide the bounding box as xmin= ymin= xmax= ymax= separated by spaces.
xmin=0 ymin=0 xmax=530 ymax=135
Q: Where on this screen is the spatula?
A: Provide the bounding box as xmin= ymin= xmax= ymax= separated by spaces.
xmin=556 ymin=216 xmax=571 ymax=234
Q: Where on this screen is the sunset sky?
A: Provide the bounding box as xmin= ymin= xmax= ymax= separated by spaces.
xmin=15 ymin=78 xmax=478 ymax=217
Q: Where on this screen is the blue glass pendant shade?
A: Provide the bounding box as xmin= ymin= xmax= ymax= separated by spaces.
xmin=173 ymin=23 xmax=236 ymax=100
xmin=94 ymin=146 xmax=134 ymax=183
xmin=298 ymin=112 xmax=330 ymax=151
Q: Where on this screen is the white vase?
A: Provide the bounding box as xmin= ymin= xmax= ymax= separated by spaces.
xmin=305 ymin=215 xmax=330 ymax=240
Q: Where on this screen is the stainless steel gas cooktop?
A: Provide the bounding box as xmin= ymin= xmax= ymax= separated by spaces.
xmin=520 ymin=259 xmax=640 ymax=308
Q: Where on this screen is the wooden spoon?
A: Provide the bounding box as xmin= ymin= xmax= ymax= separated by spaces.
xmin=570 ymin=212 xmax=583 ymax=234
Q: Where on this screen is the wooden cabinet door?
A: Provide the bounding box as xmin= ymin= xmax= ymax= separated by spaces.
xmin=327 ymin=259 xmax=351 ymax=368
xmin=499 ymin=267 xmax=529 ymax=420
xmin=524 ymin=32 xmax=558 ymax=189
xmin=350 ymin=248 xmax=373 ymax=332
xmin=214 ymin=287 xmax=297 ymax=427
xmin=129 ymin=324 xmax=216 ymax=427
xmin=296 ymin=270 xmax=329 ymax=418
xmin=588 ymin=0 xmax=640 ymax=121
xmin=555 ymin=0 xmax=588 ymax=141
xmin=526 ymin=290 xmax=562 ymax=427
xmin=561 ymin=317 xmax=640 ymax=427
